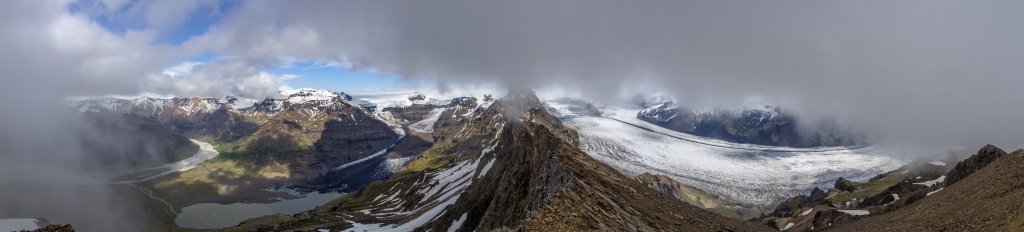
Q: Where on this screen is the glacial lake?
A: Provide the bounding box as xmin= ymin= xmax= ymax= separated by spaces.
xmin=174 ymin=191 xmax=345 ymax=229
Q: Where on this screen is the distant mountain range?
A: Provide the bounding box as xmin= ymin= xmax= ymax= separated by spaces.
xmin=636 ymin=100 xmax=865 ymax=147
xmin=61 ymin=88 xmax=1022 ymax=231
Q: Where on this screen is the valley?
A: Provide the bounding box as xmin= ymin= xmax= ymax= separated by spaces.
xmin=5 ymin=89 xmax=1018 ymax=232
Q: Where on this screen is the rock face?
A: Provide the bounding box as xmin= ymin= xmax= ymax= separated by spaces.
xmin=636 ymin=100 xmax=863 ymax=147
xmin=632 ymin=173 xmax=762 ymax=219
xmin=945 ymin=144 xmax=1007 ymax=186
xmin=834 ymin=177 xmax=859 ymax=192
xmin=221 ymin=90 xmax=770 ymax=231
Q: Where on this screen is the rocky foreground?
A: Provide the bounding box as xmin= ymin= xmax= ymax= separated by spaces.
xmin=762 ymin=144 xmax=1024 ymax=231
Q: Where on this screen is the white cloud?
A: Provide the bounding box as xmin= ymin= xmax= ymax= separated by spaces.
xmin=142 ymin=60 xmax=284 ymax=99
xmin=161 ymin=61 xmax=201 ymax=77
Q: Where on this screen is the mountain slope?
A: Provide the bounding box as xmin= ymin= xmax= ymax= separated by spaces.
xmin=79 ymin=89 xmax=407 ymax=207
xmin=631 ymin=173 xmax=762 ymax=219
xmin=220 ymin=90 xmax=770 ymax=231
xmin=78 ymin=112 xmax=199 ymax=170
xmin=829 ymin=147 xmax=1024 ymax=231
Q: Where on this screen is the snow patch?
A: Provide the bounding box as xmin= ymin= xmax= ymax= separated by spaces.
xmin=334 ymin=140 xmax=400 ymax=171
xmin=837 ymin=210 xmax=870 ymax=216
xmin=409 ymin=108 xmax=445 ymax=133
xmin=927 ymin=188 xmax=943 ymax=196
xmin=478 ymin=158 xmax=496 ymax=178
xmin=447 ymin=213 xmax=468 ymax=232
xmin=913 ymin=175 xmax=945 ymax=187
xmin=801 ymin=208 xmax=813 ymax=216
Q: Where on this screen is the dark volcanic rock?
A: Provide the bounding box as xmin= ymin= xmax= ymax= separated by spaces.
xmin=945 ymin=144 xmax=1007 ymax=187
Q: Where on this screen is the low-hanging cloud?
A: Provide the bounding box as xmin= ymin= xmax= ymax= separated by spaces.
xmin=184 ymin=0 xmax=1024 ymax=148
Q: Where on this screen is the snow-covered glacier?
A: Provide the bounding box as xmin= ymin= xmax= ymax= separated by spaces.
xmin=545 ymin=100 xmax=905 ymax=208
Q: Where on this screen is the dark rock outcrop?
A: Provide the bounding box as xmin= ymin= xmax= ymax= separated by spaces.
xmin=834 ymin=177 xmax=859 ymax=192
xmin=27 ymin=224 xmax=74 ymax=232
xmin=945 ymin=144 xmax=1007 ymax=186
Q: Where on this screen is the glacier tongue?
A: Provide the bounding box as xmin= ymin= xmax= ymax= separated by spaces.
xmin=547 ymin=100 xmax=905 ymax=207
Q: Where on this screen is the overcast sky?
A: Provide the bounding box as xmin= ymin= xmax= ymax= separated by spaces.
xmin=2 ymin=0 xmax=1024 ymax=147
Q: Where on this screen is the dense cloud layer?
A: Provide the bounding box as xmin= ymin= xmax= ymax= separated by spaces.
xmin=190 ymin=0 xmax=1024 ymax=147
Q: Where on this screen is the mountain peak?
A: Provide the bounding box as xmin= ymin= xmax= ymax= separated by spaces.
xmin=945 ymin=144 xmax=1009 ymax=186
xmin=979 ymin=144 xmax=1007 ymax=156
xmin=497 ymin=88 xmax=542 ymax=122
xmin=278 ymin=88 xmax=349 ymax=106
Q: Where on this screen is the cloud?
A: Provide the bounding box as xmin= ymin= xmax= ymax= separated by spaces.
xmin=143 ymin=60 xmax=285 ymax=99
xmin=175 ymin=0 xmax=1024 ymax=147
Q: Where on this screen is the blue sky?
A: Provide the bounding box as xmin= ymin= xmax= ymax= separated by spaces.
xmin=71 ymin=0 xmax=414 ymax=94
xmin=269 ymin=61 xmax=430 ymax=93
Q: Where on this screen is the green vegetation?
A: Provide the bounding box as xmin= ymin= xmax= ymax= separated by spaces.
xmin=827 ymin=172 xmax=907 ymax=203
xmin=400 ymin=140 xmax=455 ymax=173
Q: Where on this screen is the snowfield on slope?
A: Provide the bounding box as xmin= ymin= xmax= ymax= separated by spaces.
xmin=546 ymin=100 xmax=905 ymax=207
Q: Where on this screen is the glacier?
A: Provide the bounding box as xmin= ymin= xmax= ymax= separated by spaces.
xmin=545 ymin=100 xmax=905 ymax=207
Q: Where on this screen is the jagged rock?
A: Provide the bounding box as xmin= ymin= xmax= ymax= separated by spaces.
xmin=945 ymin=144 xmax=1007 ymax=186
xmin=769 ymin=187 xmax=828 ymax=217
xmin=834 ymin=177 xmax=858 ymax=192
xmin=805 ymin=188 xmax=828 ymax=207
xmin=811 ymin=209 xmax=853 ymax=230
xmin=26 ymin=224 xmax=74 ymax=232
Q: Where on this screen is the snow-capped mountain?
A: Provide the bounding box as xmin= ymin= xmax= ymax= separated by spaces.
xmin=74 ymin=88 xmax=501 ymax=207
xmin=219 ymin=90 xmax=769 ymax=231
xmin=636 ymin=99 xmax=864 ymax=148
